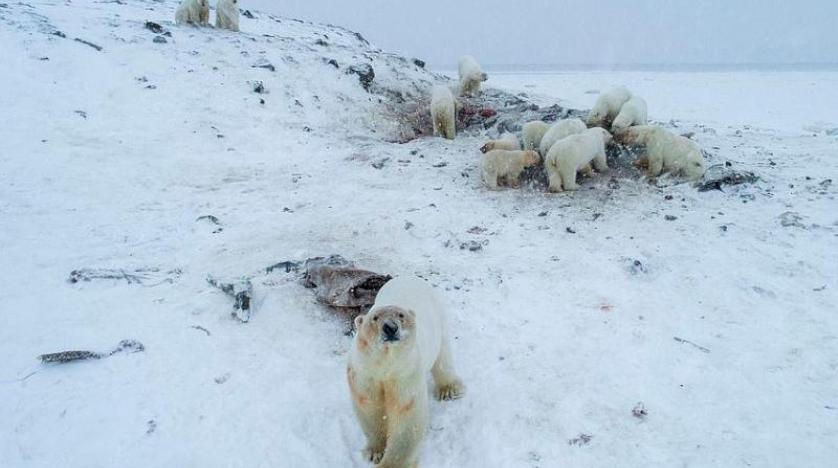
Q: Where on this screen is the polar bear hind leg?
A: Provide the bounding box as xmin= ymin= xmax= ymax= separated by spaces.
xmin=432 ymin=338 xmax=465 ymax=401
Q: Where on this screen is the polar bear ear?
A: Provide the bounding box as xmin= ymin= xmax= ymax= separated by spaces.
xmin=354 ymin=314 xmax=365 ymax=330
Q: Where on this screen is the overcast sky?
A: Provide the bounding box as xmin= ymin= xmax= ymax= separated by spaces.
xmin=248 ymin=0 xmax=838 ymax=68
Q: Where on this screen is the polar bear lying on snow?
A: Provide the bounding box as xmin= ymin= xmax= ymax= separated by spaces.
xmin=611 ymin=96 xmax=648 ymax=130
xmin=431 ymin=85 xmax=456 ymax=140
xmin=215 ymin=0 xmax=240 ymax=31
xmin=480 ymin=133 xmax=520 ymax=153
xmin=587 ymin=86 xmax=632 ymax=128
xmin=522 ymin=121 xmax=551 ymax=152
xmin=545 ymin=128 xmax=612 ymax=192
xmin=539 ymin=118 xmax=588 ymax=156
xmin=615 ymin=126 xmax=707 ymax=180
xmin=482 ymin=149 xmax=541 ymax=190
xmin=175 ymin=0 xmax=210 ymax=26
xmin=458 ymin=55 xmax=488 ymax=96
xmin=348 ymin=276 xmax=465 ymax=467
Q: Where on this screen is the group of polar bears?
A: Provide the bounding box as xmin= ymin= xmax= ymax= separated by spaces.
xmin=480 ymin=86 xmax=706 ymax=192
xmin=175 ymin=0 xmax=240 ymax=32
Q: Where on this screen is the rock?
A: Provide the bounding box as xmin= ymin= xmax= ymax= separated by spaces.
xmin=412 ymin=58 xmax=425 ymax=68
xmin=323 ymin=58 xmax=339 ymax=68
xmin=345 ymin=63 xmax=375 ymax=91
xmin=144 ymin=21 xmax=164 ymax=34
xmin=242 ymin=10 xmax=255 ymax=19
xmin=153 ymin=35 xmax=167 ymax=44
xmin=664 ymin=215 xmax=678 ymax=221
xmin=779 ymin=211 xmax=806 ymax=229
xmin=251 ymin=80 xmax=267 ymax=94
xmin=252 ymin=58 xmax=276 ymax=72
xmin=314 ymin=38 xmax=329 ymax=46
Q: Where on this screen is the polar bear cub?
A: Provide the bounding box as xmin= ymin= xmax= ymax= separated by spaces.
xmin=482 ymin=149 xmax=541 ymax=190
xmin=588 ymin=86 xmax=632 ymax=127
xmin=215 ymin=0 xmax=240 ymax=31
xmin=539 ymin=118 xmax=588 ymax=156
xmin=430 ymin=85 xmax=456 ymax=140
xmin=458 ymin=55 xmax=488 ymax=96
xmin=611 ymin=96 xmax=648 ymax=130
xmin=480 ymin=133 xmax=521 ymax=153
xmin=615 ymin=126 xmax=706 ymax=180
xmin=175 ymin=0 xmax=210 ymax=26
xmin=545 ymin=128 xmax=612 ymax=192
xmin=348 ymin=276 xmax=465 ymax=468
xmin=522 ymin=121 xmax=551 ymax=151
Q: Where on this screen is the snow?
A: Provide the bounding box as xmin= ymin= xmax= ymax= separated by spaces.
xmin=1 ymin=1 xmax=837 ymax=467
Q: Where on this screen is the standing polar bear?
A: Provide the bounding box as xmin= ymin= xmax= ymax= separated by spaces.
xmin=348 ymin=276 xmax=465 ymax=468
xmin=614 ymin=126 xmax=707 ymax=180
xmin=482 ymin=149 xmax=541 ymax=190
xmin=215 ymin=0 xmax=240 ymax=31
xmin=522 ymin=120 xmax=551 ymax=152
xmin=458 ymin=55 xmax=488 ymax=96
xmin=539 ymin=118 xmax=588 ymax=157
xmin=175 ymin=0 xmax=210 ymax=26
xmin=587 ymin=86 xmax=632 ymax=128
xmin=545 ymin=127 xmax=612 ymax=192
xmin=430 ymin=85 xmax=456 ymax=140
xmin=611 ymin=96 xmax=648 ymax=130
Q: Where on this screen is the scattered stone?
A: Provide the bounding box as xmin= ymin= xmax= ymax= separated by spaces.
xmin=69 ymin=267 xmax=181 ymax=286
xmin=146 ymin=420 xmax=157 ymax=435
xmin=404 ymin=221 xmax=414 ymax=230
xmin=537 ymin=211 xmax=548 ymax=217
xmin=314 ymin=38 xmax=329 ymax=46
xmin=207 ymin=276 xmax=254 ymax=323
xmin=664 ymin=215 xmax=678 ymax=221
xmin=779 ymin=211 xmax=806 ymax=229
xmin=39 ymin=339 xmax=145 ymax=364
xmin=214 ymin=373 xmax=231 ymax=384
xmin=628 ymin=259 xmax=646 ymax=275
xmin=467 ymin=226 xmax=487 ymax=234
xmin=566 ymin=227 xmax=576 ymax=234
xmin=252 ymin=58 xmax=275 ymax=72
xmin=459 ymin=240 xmax=484 ymax=252
xmin=74 ymin=37 xmax=103 ymax=51
xmin=412 ymin=58 xmax=425 ymax=68
xmin=242 ymin=10 xmax=255 ymax=19
xmin=698 ymin=166 xmax=759 ymax=192
xmin=39 ymin=56 xmax=49 ymax=61
xmin=371 ymin=157 xmax=389 ymax=169
xmin=153 ymin=35 xmax=167 ymax=44
xmin=323 ymin=58 xmax=339 ymax=68
xmin=74 ymin=110 xmax=87 ymax=119
xmin=252 ymin=80 xmax=267 ymax=94
xmin=144 ymin=21 xmax=164 ymax=34
xmin=432 ymin=161 xmax=448 ymax=168
xmin=345 ymin=63 xmax=375 ymax=91
xmin=632 ymin=402 xmax=648 ymax=419
xmin=813 ymin=285 xmax=827 ymax=292
xmin=568 ymin=434 xmax=593 ymax=446
xmin=52 ymin=30 xmax=66 ymax=38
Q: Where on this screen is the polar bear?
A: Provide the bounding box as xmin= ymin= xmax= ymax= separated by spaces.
xmin=480 ymin=133 xmax=520 ymax=153
xmin=545 ymin=127 xmax=612 ymax=192
xmin=539 ymin=118 xmax=588 ymax=156
xmin=215 ymin=0 xmax=240 ymax=32
xmin=175 ymin=0 xmax=210 ymax=26
xmin=611 ymin=96 xmax=648 ymax=130
xmin=482 ymin=149 xmax=541 ymax=190
xmin=348 ymin=276 xmax=465 ymax=468
xmin=522 ymin=121 xmax=551 ymax=151
xmin=614 ymin=125 xmax=706 ymax=180
xmin=430 ymin=85 xmax=456 ymax=140
xmin=587 ymin=86 xmax=632 ymax=128
xmin=458 ymin=55 xmax=488 ymax=96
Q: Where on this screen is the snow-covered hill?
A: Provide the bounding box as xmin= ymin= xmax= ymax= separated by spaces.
xmin=1 ymin=1 xmax=837 ymax=467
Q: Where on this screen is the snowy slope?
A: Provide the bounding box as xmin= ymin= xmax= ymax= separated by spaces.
xmin=1 ymin=1 xmax=837 ymax=468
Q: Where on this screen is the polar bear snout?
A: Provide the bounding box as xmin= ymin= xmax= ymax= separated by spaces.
xmin=382 ymin=320 xmax=400 ymax=342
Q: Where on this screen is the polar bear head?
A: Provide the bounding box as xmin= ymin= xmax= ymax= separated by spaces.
xmin=521 ymin=150 xmax=541 ymax=166
xmin=354 ymin=306 xmax=418 ymax=362
xmin=683 ymin=150 xmax=707 ymax=180
xmin=614 ymin=126 xmax=659 ymax=146
xmin=588 ymin=127 xmax=613 ymax=146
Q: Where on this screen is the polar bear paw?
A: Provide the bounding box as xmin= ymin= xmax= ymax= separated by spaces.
xmin=364 ymin=446 xmax=385 ymax=464
xmin=435 ymin=379 xmax=465 ymax=401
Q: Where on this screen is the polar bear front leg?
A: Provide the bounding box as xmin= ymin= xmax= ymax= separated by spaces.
xmin=646 ymin=152 xmax=664 ymax=178
xmin=559 ymin=160 xmax=579 ymax=191
xmin=483 ymin=169 xmax=500 ymax=190
xmin=378 ymin=395 xmax=428 ymax=468
xmin=592 ymin=151 xmax=609 ymax=172
xmin=546 ymin=160 xmax=564 ymax=192
xmin=432 ymin=337 xmax=466 ymax=401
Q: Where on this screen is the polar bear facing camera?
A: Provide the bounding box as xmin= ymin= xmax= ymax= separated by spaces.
xmin=611 ymin=96 xmax=648 ymax=130
xmin=587 ymin=86 xmax=632 ymax=128
xmin=539 ymin=118 xmax=588 ymax=157
xmin=175 ymin=0 xmax=210 ymax=26
xmin=615 ymin=126 xmax=706 ymax=180
xmin=458 ymin=55 xmax=488 ymax=96
xmin=545 ymin=128 xmax=612 ymax=192
xmin=430 ymin=85 xmax=456 ymax=140
xmin=480 ymin=133 xmax=521 ymax=153
xmin=482 ymin=149 xmax=541 ymax=190
xmin=215 ymin=0 xmax=240 ymax=32
xmin=348 ymin=276 xmax=465 ymax=467
xmin=522 ymin=121 xmax=551 ymax=152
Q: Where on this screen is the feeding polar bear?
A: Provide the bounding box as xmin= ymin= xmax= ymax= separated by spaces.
xmin=522 ymin=121 xmax=551 ymax=152
xmin=347 ymin=276 xmax=465 ymax=468
xmin=615 ymin=126 xmax=707 ymax=180
xmin=430 ymin=85 xmax=456 ymax=140
xmin=458 ymin=55 xmax=488 ymax=96
xmin=611 ymin=96 xmax=648 ymax=130
xmin=480 ymin=133 xmax=521 ymax=153
xmin=539 ymin=118 xmax=588 ymax=156
xmin=482 ymin=149 xmax=541 ymax=190
xmin=587 ymin=86 xmax=632 ymax=128
xmin=175 ymin=0 xmax=210 ymax=26
xmin=215 ymin=0 xmax=240 ymax=31
xmin=545 ymin=127 xmax=612 ymax=192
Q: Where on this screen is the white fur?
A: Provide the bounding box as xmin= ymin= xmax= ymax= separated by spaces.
xmin=430 ymin=85 xmax=456 ymax=140
xmin=175 ymin=0 xmax=209 ymax=26
xmin=481 ymin=149 xmax=541 ymax=190
xmin=458 ymin=55 xmax=487 ymax=96
xmin=480 ymin=133 xmax=521 ymax=153
xmin=616 ymin=126 xmax=706 ymax=180
xmin=611 ymin=96 xmax=648 ymax=130
xmin=348 ymin=276 xmax=464 ymax=467
xmin=521 ymin=121 xmax=550 ymax=151
xmin=539 ymin=118 xmax=588 ymax=156
xmin=588 ymin=86 xmax=632 ymax=127
xmin=545 ymin=128 xmax=612 ymax=192
xmin=215 ymin=0 xmax=240 ymax=31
